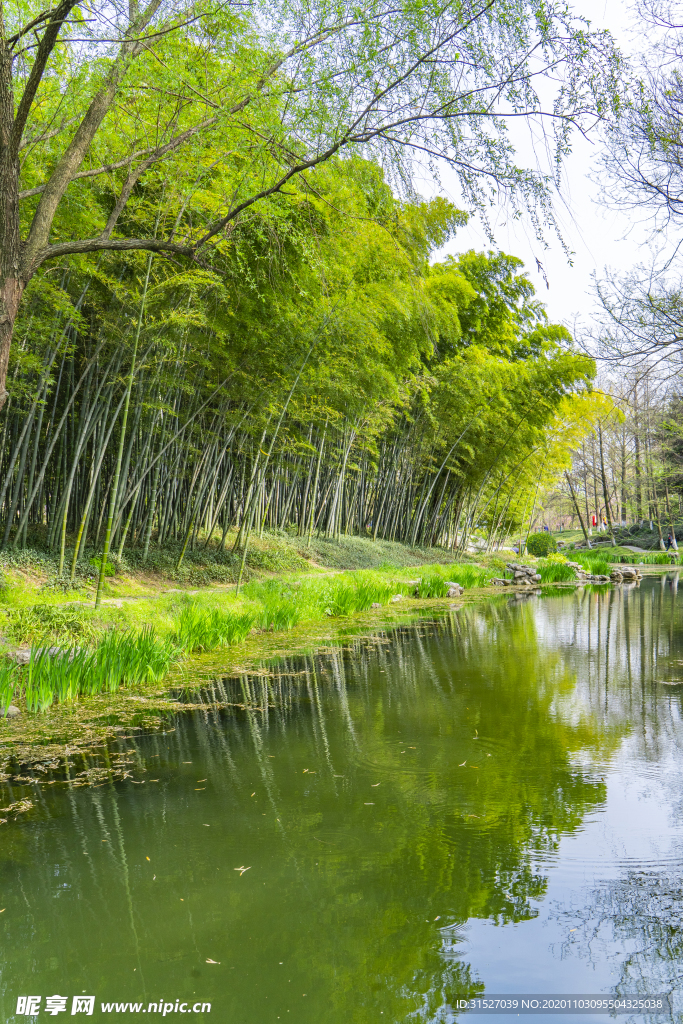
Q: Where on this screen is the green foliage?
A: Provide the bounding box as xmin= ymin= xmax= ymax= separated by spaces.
xmin=89 ymin=557 xmax=116 ymax=577
xmin=257 ymin=598 xmax=304 ymax=631
xmin=526 ymin=533 xmax=558 ymax=557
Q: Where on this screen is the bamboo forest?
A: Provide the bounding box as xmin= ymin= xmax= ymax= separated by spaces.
xmin=2 ymin=185 xmax=597 ymax=577
xmin=5 ymin=0 xmax=683 ymax=1020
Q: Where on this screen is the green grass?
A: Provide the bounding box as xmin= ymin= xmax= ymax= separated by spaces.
xmin=415 ymin=574 xmax=451 ymax=598
xmin=4 ymin=603 xmax=99 ymax=645
xmin=171 ymin=604 xmax=256 ymax=652
xmin=635 ymin=552 xmax=680 ymax=565
xmin=243 ymin=572 xmax=407 ymax=627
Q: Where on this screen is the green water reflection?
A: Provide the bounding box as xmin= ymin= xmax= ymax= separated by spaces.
xmin=1 ymin=579 xmax=683 ymax=1022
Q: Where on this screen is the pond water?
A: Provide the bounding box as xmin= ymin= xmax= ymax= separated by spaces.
xmin=2 ymin=577 xmax=683 ymax=1022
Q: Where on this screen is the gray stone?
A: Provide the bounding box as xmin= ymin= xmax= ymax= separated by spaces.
xmin=9 ymin=649 xmax=31 ymax=665
xmin=446 ymin=585 xmax=463 ymax=598
xmin=2 ymin=705 xmax=20 ymax=719
xmin=389 ymin=594 xmax=403 ymax=603
xmin=371 ymin=602 xmax=382 ymax=609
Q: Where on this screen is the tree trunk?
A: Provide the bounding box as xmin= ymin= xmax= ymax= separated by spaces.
xmin=598 ymin=424 xmax=616 ymax=546
xmin=0 ymin=38 xmax=22 ymax=412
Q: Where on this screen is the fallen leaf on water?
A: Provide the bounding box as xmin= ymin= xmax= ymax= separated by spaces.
xmin=197 ymin=779 xmax=207 ymax=783
xmin=371 ymin=783 xmax=381 ymax=787
xmin=0 ymin=909 xmax=4 ymax=912
xmin=206 ymin=959 xmax=220 ymax=964
xmin=146 ymin=857 xmax=150 ymax=861
xmin=434 ymin=916 xmax=441 ymax=921
xmin=459 ymin=761 xmax=467 ymax=767
xmin=153 ymin=876 xmax=156 ymax=880
xmin=234 ymin=866 xmax=251 ymax=875
xmin=364 ymin=802 xmax=375 ymax=805
xmin=203 ymin=824 xmax=210 ymax=827
xmin=251 ymin=792 xmax=255 ymax=796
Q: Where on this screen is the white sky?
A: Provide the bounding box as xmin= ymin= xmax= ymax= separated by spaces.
xmin=430 ymin=0 xmax=655 ymax=336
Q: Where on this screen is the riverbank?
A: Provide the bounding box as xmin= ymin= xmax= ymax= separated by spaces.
xmin=0 ymin=533 xmax=677 ymax=778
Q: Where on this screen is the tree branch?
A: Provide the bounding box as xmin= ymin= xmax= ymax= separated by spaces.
xmin=31 ymin=236 xmax=196 ymax=270
xmin=11 ymin=0 xmax=81 ymax=156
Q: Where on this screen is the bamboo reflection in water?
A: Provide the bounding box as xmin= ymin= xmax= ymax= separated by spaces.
xmin=3 ymin=594 xmax=676 ymax=1023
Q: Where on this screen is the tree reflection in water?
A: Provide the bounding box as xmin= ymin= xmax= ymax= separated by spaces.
xmin=3 ymin=580 xmax=683 ymax=1021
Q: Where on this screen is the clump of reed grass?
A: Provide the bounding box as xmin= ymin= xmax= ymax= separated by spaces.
xmin=537 ymin=560 xmax=576 ymax=583
xmin=445 ymin=564 xmax=492 ymax=588
xmin=244 ymin=572 xmax=404 ymax=627
xmin=0 ymin=661 xmax=18 ymax=717
xmin=639 ymin=551 xmax=679 ymax=565
xmin=573 ymin=552 xmax=611 ymax=576
xmin=257 ymin=598 xmax=303 ymax=631
xmin=415 ymin=574 xmax=451 ymax=598
xmin=20 ymin=627 xmax=177 ymax=713
xmin=413 ymin=565 xmax=490 ymax=595
xmin=172 ymin=605 xmax=256 ymax=652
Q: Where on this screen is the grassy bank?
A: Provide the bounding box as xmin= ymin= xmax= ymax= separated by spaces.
xmin=0 ymin=531 xmax=673 ymax=774
xmin=0 ymin=535 xmax=505 ymax=761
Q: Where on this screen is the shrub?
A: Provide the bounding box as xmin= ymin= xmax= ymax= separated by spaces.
xmin=526 ymin=533 xmax=558 ymax=557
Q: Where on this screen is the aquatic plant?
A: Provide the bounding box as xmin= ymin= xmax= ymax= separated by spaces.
xmin=257 ymin=598 xmax=303 ymax=631
xmin=0 ymin=661 xmax=18 ymax=717
xmin=415 ymin=574 xmax=451 ymax=598
xmin=537 ymin=560 xmax=576 ymax=583
xmin=639 ymin=552 xmax=679 ymax=565
xmin=572 ymin=552 xmax=611 ymax=576
xmin=20 ymin=627 xmax=177 ymax=712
